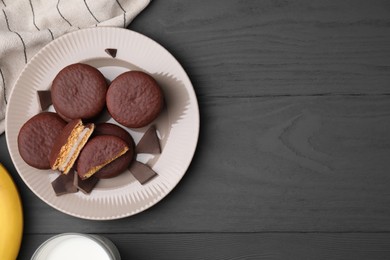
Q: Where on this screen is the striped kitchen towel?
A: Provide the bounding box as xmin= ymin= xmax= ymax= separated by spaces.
xmin=0 ymin=0 xmax=150 ymax=134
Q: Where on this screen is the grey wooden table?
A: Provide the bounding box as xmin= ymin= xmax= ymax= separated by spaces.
xmin=1 ymin=0 xmax=390 ymax=259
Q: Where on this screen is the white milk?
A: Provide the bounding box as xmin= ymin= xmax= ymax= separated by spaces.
xmin=32 ymin=233 xmax=120 ymax=260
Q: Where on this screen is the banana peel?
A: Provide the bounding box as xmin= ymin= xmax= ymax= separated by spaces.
xmin=0 ymin=163 xmax=23 ymax=260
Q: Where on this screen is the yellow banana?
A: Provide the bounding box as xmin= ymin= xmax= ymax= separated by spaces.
xmin=0 ymin=163 xmax=23 ymax=260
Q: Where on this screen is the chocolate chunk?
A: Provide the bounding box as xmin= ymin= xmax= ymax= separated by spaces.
xmin=129 ymin=161 xmax=158 ymax=184
xmin=74 ymin=174 xmax=99 ymax=194
xmin=37 ymin=90 xmax=52 ymax=111
xmin=105 ymin=48 xmax=117 ymax=58
xmin=136 ymin=125 xmax=161 ymax=154
xmin=51 ymin=170 xmax=78 ymax=196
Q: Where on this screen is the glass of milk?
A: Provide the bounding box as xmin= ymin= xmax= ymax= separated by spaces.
xmin=31 ymin=233 xmax=121 ymax=260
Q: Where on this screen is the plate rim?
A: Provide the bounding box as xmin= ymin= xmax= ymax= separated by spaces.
xmin=5 ymin=27 xmax=200 ymax=220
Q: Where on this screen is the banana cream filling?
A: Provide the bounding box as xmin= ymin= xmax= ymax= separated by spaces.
xmin=52 ymin=121 xmax=94 ymax=174
xmin=58 ymin=128 xmax=90 ymax=172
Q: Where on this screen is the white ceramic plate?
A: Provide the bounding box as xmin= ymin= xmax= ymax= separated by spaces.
xmin=5 ymin=27 xmax=199 ymax=220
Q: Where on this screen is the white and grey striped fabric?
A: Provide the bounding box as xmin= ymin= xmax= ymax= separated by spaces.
xmin=0 ymin=0 xmax=150 ymax=134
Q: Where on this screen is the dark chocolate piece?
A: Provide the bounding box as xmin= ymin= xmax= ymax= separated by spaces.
xmin=37 ymin=90 xmax=52 ymax=111
xmin=74 ymin=174 xmax=99 ymax=194
xmin=105 ymin=48 xmax=117 ymax=58
xmin=129 ymin=161 xmax=158 ymax=184
xmin=51 ymin=170 xmax=78 ymax=196
xmin=136 ymin=125 xmax=161 ymax=154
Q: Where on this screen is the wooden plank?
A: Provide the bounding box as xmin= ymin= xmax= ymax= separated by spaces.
xmin=2 ymin=96 xmax=390 ymax=233
xmin=130 ymin=0 xmax=390 ymax=96
xmin=18 ymin=233 xmax=390 ymax=260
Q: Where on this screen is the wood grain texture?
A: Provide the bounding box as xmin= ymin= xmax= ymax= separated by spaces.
xmin=18 ymin=233 xmax=390 ymax=260
xmin=3 ymin=96 xmax=389 ymax=234
xmin=130 ymin=0 xmax=390 ymax=96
